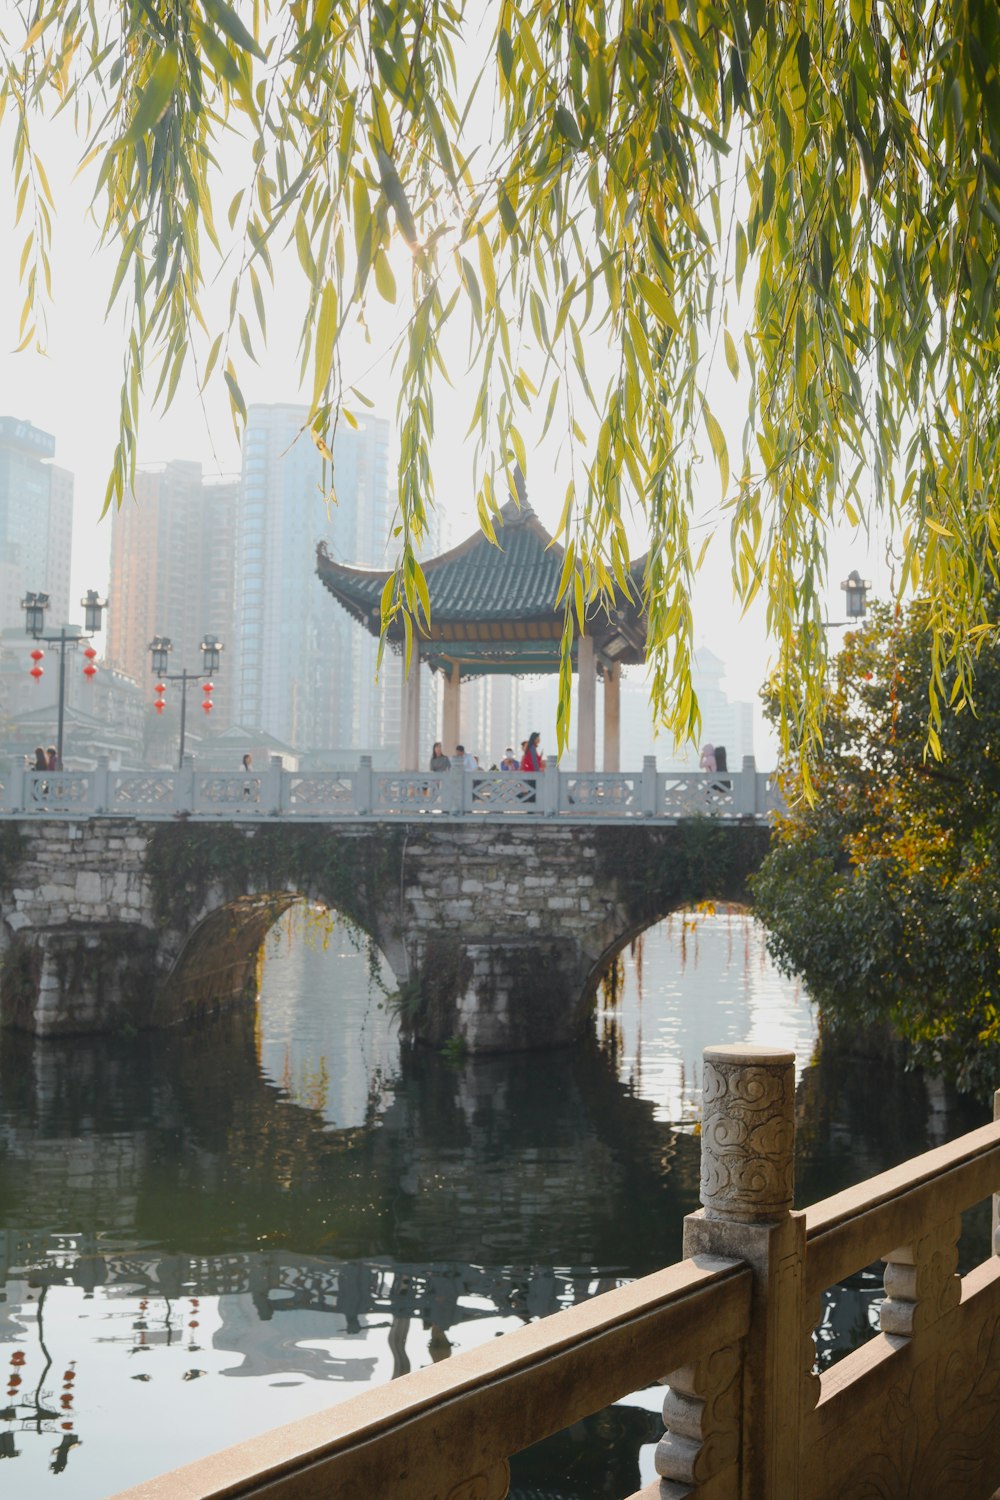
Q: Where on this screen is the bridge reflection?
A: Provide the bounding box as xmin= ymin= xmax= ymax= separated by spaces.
xmin=0 ymin=1000 xmax=982 ymax=1496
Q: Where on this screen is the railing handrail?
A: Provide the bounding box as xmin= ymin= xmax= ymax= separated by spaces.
xmin=804 ymin=1116 xmax=1000 ymax=1297
xmin=1 ymin=758 xmax=780 ymax=824
xmin=100 ymin=1058 xmax=1000 ymax=1500
xmin=109 ymin=1255 xmax=752 ymax=1500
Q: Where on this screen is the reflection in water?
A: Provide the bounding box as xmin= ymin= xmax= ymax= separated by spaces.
xmin=0 ymin=913 xmax=988 ymax=1498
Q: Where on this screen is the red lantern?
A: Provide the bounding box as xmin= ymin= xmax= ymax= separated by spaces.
xmin=30 ymin=648 xmax=44 ymax=661
xmin=201 ymin=700 xmax=213 ymax=714
xmin=154 ymin=700 xmax=165 ymax=715
xmin=30 ymin=665 xmax=43 ymax=681
xmin=202 ymin=681 xmax=214 ymax=694
xmin=83 ymin=646 xmax=97 ymax=661
xmin=155 ymin=682 xmax=166 ymax=694
xmin=83 ymin=663 xmax=97 ymax=680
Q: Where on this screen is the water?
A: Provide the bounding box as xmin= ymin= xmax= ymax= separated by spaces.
xmin=0 ymin=911 xmax=987 ymax=1498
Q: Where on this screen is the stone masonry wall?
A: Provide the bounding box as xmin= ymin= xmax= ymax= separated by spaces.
xmin=0 ymin=818 xmax=769 ymax=1047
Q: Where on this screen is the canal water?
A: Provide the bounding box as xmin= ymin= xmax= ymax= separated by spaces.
xmin=0 ymin=910 xmax=988 ymax=1498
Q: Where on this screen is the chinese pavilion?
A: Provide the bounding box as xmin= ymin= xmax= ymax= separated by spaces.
xmin=316 ymin=486 xmax=648 ymax=771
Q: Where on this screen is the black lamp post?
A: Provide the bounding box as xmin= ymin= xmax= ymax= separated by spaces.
xmin=149 ymin=634 xmax=223 ymax=769
xmin=22 ymin=589 xmax=108 ymax=766
xmin=841 ymin=569 xmax=871 ymax=620
xmin=823 ymin=569 xmax=872 ymax=629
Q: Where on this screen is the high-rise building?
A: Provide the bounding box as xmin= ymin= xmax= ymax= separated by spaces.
xmin=235 ymin=405 xmax=398 ymax=753
xmin=0 ymin=416 xmax=74 ymax=631
xmin=107 ymin=462 xmax=238 ymax=728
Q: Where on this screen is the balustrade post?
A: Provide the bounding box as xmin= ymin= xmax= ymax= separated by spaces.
xmin=543 ymin=759 xmax=560 ymax=815
xmin=658 ymin=1045 xmax=807 ymax=1500
xmin=641 ymin=755 xmax=658 ymax=816
xmin=448 ymin=762 xmax=464 ymax=815
xmin=735 ymin=756 xmax=757 ymax=816
xmin=177 ymin=753 xmax=196 ymax=815
xmin=268 ymin=756 xmax=285 ymax=816
xmin=92 ymin=755 xmax=111 ymax=815
xmin=5 ymin=760 xmax=26 ymax=813
xmin=356 ymin=755 xmax=373 ymax=815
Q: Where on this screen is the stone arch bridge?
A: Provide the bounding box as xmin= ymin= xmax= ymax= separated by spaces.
xmin=0 ymin=809 xmax=769 ymax=1052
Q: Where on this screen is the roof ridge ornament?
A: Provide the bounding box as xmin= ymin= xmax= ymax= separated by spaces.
xmin=501 ymin=465 xmax=534 ymax=525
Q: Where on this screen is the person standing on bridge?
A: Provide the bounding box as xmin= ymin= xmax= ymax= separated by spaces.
xmin=500 ymin=747 xmax=519 ymax=771
xmin=430 ymin=742 xmax=450 ymax=772
xmin=521 ymin=733 xmax=544 ymax=772
xmin=455 ymin=744 xmax=477 ymax=771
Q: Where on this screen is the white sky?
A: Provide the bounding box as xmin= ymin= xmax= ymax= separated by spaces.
xmin=0 ymin=61 xmax=893 ymax=763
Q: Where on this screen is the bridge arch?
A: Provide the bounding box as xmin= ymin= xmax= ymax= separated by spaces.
xmin=1 ymin=818 xmax=771 ymax=1048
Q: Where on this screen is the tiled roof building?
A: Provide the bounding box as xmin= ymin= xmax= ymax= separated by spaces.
xmin=317 ymin=484 xmax=647 ymax=770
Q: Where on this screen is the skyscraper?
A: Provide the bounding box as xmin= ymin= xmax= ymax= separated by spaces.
xmin=0 ymin=416 xmax=74 ymax=631
xmin=235 ymin=405 xmax=396 ymax=752
xmin=107 ymin=462 xmax=238 ymax=727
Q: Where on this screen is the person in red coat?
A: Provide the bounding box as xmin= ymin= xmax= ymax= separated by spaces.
xmin=520 ymin=732 xmax=544 ymax=772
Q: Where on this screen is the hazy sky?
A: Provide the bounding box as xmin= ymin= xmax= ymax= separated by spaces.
xmin=0 ymin=84 xmax=892 ymax=762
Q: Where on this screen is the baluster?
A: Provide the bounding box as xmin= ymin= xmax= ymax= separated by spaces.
xmin=356 ymin=755 xmax=373 ymax=815
xmin=543 ymin=758 xmax=560 ymax=815
xmin=735 ymin=756 xmax=757 ymax=816
xmin=5 ymin=760 xmax=26 ymax=813
xmin=268 ymin=755 xmax=285 ymax=816
xmin=92 ymin=755 xmax=111 ymax=815
xmin=641 ymin=754 xmax=658 ymax=816
xmin=880 ymin=1217 xmax=961 ymax=1337
xmin=656 ymin=1347 xmax=741 ymax=1497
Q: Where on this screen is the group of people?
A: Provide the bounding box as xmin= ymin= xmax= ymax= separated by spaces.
xmin=430 ymin=732 xmax=546 ymax=774
xmin=30 ymin=745 xmax=61 ymax=773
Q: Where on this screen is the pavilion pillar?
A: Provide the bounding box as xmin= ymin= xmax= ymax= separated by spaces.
xmin=577 ymin=634 xmax=596 ymax=772
xmin=400 ymin=645 xmax=422 ymax=771
xmin=442 ymin=661 xmax=461 ymax=759
xmin=603 ymin=662 xmax=621 ymax=771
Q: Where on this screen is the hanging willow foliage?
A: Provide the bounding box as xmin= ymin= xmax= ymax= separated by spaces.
xmin=3 ymin=1 xmax=1000 ymax=775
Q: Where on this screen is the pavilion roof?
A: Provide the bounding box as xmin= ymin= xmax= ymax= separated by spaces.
xmin=316 ymin=492 xmax=647 ymax=677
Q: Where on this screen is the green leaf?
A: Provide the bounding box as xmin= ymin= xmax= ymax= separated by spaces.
xmin=636 ymin=273 xmax=681 ymax=335
xmin=122 ymin=52 xmax=179 ymax=144
xmin=312 ymin=279 xmax=338 ymax=407
xmin=203 ymin=0 xmax=265 ymax=61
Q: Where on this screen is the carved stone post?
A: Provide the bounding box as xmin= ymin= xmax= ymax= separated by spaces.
xmin=4 ymin=759 xmax=26 ymax=812
xmin=658 ymin=1045 xmax=807 ymax=1500
xmin=267 ymin=755 xmax=285 ymax=816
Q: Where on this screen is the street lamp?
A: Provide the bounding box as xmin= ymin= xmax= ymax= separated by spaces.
xmin=149 ymin=634 xmax=223 ymax=770
xmin=841 ymin=569 xmax=871 ymax=620
xmin=22 ymin=589 xmax=108 ymax=766
xmin=823 ymin=569 xmax=873 ymax=630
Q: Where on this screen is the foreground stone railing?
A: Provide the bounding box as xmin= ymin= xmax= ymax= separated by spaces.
xmin=1 ymin=754 xmax=779 ymax=823
xmin=112 ymin=1047 xmax=1000 ymax=1500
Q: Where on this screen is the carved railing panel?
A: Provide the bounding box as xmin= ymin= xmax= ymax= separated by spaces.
xmin=470 ymin=773 xmax=538 ymax=811
xmin=660 ymin=774 xmax=733 ymax=818
xmin=194 ymin=774 xmax=263 ymax=809
xmin=25 ymin=771 xmax=90 ymax=812
xmin=285 ymin=774 xmax=356 ymax=815
xmin=561 ymin=773 xmax=641 ymax=814
xmin=109 ymin=773 xmax=177 ymax=812
xmin=374 ymin=774 xmax=447 ymax=812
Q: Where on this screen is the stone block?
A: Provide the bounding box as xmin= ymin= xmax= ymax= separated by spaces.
xmin=75 ymin=871 xmax=103 ymax=904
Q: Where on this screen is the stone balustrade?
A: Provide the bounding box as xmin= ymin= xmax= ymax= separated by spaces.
xmin=0 ymin=754 xmax=779 ymax=823
xmin=109 ymin=1048 xmax=1000 ymax=1500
